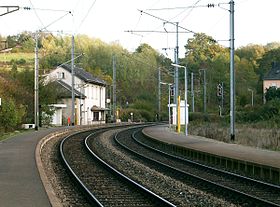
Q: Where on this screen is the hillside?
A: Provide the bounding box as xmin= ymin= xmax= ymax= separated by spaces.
xmin=0 ymin=52 xmax=34 ymax=71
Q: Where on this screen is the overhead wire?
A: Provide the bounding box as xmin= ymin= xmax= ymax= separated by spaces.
xmin=75 ymin=0 xmax=97 ymax=34
xmin=73 ymin=0 xmax=98 ymax=61
xmin=180 ymin=0 xmax=202 ymax=22
xmin=40 ymin=11 xmax=72 ymax=32
xmin=28 ymin=0 xmax=46 ymax=29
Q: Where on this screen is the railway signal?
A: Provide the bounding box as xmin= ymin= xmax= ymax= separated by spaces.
xmin=217 ymin=83 xmax=223 ymax=97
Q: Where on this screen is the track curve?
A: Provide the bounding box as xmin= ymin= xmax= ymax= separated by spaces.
xmin=60 ymin=126 xmax=176 ymax=207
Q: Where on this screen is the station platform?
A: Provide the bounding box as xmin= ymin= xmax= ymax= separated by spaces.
xmin=0 ymin=128 xmax=63 ymax=207
xmin=142 ymin=125 xmax=280 ymax=183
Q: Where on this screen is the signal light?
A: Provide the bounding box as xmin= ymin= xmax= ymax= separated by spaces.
xmin=170 ymin=85 xmax=174 ymax=97
xmin=23 ymin=7 xmax=31 ymax=10
xmin=217 ymin=84 xmax=223 ymax=97
xmin=207 ymin=4 xmax=215 ymax=8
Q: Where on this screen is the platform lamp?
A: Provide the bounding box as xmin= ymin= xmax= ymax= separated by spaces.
xmin=160 ymin=82 xmax=173 ymax=129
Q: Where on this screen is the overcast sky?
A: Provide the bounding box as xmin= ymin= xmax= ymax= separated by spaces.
xmin=1 ymin=0 xmax=279 ymax=59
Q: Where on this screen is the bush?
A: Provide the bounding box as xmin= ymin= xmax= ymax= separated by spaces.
xmin=119 ymin=108 xmax=154 ymax=122
xmin=189 ymin=112 xmax=221 ymax=123
xmin=0 ymin=98 xmax=25 ymax=132
xmin=236 ymin=99 xmax=280 ymax=123
xmin=265 ymin=86 xmax=280 ymax=102
xmin=16 ymin=58 xmax=27 ymax=65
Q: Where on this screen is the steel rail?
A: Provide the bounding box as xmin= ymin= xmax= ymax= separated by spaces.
xmin=85 ymin=129 xmax=177 ymax=207
xmin=60 ymin=130 xmax=104 ymax=206
xmin=114 ymin=126 xmax=280 ymax=207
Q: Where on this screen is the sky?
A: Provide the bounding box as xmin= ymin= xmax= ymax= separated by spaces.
xmin=1 ymin=0 xmax=280 ymax=59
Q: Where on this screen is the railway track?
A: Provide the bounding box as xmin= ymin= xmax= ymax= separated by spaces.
xmin=60 ymin=126 xmax=176 ymax=207
xmin=114 ymin=126 xmax=280 ymax=207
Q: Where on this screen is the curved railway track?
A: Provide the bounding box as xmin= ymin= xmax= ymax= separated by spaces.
xmin=114 ymin=126 xmax=280 ymax=207
xmin=59 ymin=126 xmax=176 ymax=207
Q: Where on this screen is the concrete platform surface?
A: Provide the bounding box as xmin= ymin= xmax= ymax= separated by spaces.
xmin=0 ymin=128 xmax=62 ymax=207
xmin=143 ymin=125 xmax=280 ymax=169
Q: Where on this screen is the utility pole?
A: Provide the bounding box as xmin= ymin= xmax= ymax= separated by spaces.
xmin=25 ymin=8 xmax=71 ymax=130
xmin=191 ymin=72 xmax=194 ymax=112
xmin=34 ymin=32 xmax=39 ymax=130
xmin=221 ymin=82 xmax=224 ymax=115
xmin=71 ymin=35 xmax=75 ymax=126
xmin=184 ymin=65 xmax=188 ymax=136
xmin=230 ymin=0 xmax=235 ymax=141
xmin=175 ymin=22 xmax=179 ymax=128
xmin=158 ymin=67 xmax=161 ymax=121
xmin=113 ymin=55 xmax=116 ymax=122
xmin=203 ymin=69 xmax=206 ymax=114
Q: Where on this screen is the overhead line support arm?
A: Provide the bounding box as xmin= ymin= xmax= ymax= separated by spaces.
xmin=0 ymin=6 xmax=19 ymax=16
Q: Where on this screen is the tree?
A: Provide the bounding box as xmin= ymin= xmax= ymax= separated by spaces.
xmin=6 ymin=32 xmax=35 ymax=52
xmin=236 ymin=44 xmax=265 ymax=69
xmin=182 ymin=33 xmax=227 ymax=112
xmin=256 ymin=48 xmax=280 ymax=95
xmin=265 ymin=86 xmax=280 ymax=102
xmin=257 ymin=48 xmax=280 ymax=80
xmin=184 ymin=33 xmax=224 ymax=71
xmin=265 ymin=42 xmax=280 ymax=51
xmin=0 ymin=97 xmax=25 ymax=132
xmin=40 ymin=35 xmax=69 ymax=70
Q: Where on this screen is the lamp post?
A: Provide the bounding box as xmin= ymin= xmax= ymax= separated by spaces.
xmin=199 ymin=69 xmax=207 ymax=114
xmin=248 ymin=88 xmax=254 ymax=107
xmin=160 ymin=82 xmax=173 ymax=129
xmin=171 ymin=63 xmax=188 ymax=136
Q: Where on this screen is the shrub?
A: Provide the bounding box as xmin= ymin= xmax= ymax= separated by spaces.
xmin=189 ymin=112 xmax=221 ymax=123
xmin=119 ymin=108 xmax=154 ymax=122
xmin=16 ymin=58 xmax=27 ymax=65
xmin=236 ymin=99 xmax=280 ymax=123
xmin=0 ymin=98 xmax=25 ymax=132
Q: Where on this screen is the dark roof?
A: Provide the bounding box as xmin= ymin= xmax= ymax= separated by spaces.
xmin=91 ymin=105 xmax=109 ymax=111
xmin=263 ymin=62 xmax=280 ymax=80
xmin=60 ymin=64 xmax=106 ymax=86
xmin=54 ymin=80 xmax=86 ymax=99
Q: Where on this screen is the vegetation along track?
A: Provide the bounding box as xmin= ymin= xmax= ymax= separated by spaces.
xmin=60 ymin=125 xmax=176 ymax=207
xmin=114 ymin=126 xmax=280 ymax=207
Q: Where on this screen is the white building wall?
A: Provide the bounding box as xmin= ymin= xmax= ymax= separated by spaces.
xmin=171 ymin=100 xmax=189 ymax=125
xmin=47 ymin=66 xmax=106 ymax=125
xmin=51 ymin=109 xmax=62 ymax=126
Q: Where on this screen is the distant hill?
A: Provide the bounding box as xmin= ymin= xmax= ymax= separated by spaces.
xmin=0 ymin=52 xmax=34 ymax=71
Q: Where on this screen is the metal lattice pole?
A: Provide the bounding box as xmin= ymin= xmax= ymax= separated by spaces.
xmin=230 ymin=0 xmax=235 ymax=141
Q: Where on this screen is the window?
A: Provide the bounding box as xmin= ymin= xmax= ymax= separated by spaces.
xmin=93 ymin=112 xmax=99 ymax=121
xmin=57 ymin=72 xmax=65 ymax=79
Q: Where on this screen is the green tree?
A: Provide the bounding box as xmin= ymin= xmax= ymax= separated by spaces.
xmin=40 ymin=35 xmax=69 ymax=70
xmin=184 ymin=33 xmax=224 ymax=71
xmin=265 ymin=86 xmax=280 ymax=102
xmin=0 ymin=98 xmax=25 ymax=132
xmin=182 ymin=33 xmax=227 ymax=112
xmin=236 ymin=44 xmax=265 ymax=68
xmin=257 ymin=48 xmax=280 ymax=80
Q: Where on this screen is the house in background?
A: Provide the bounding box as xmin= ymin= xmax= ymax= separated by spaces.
xmin=263 ymin=62 xmax=280 ymax=102
xmin=45 ymin=64 xmax=107 ymax=126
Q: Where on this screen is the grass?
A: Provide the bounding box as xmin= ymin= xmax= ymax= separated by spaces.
xmin=0 ymin=130 xmax=32 ymax=142
xmin=188 ymin=122 xmax=280 ymax=151
xmin=0 ymin=52 xmax=34 ymax=63
xmin=0 ymin=52 xmax=34 ymax=72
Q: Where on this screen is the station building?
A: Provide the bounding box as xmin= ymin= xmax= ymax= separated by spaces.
xmin=45 ymin=64 xmax=107 ymax=126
